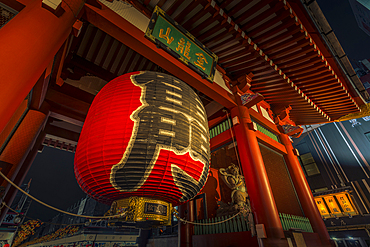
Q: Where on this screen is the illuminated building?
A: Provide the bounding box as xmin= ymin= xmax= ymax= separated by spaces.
xmin=349 ymin=0 xmax=370 ymax=37
xmin=0 ymin=0 xmax=369 ymax=246
xmin=294 ymin=117 xmax=370 ymax=247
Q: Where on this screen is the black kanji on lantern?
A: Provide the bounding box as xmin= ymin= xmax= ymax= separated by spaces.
xmin=110 ymin=72 xmax=210 ymax=202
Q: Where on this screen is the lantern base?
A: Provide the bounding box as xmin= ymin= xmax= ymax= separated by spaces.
xmin=108 ymin=197 xmax=172 ymax=228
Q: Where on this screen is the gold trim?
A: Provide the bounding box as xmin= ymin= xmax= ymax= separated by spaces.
xmin=109 ymin=197 xmax=172 ymax=226
xmin=336 ymin=103 xmax=370 ymax=122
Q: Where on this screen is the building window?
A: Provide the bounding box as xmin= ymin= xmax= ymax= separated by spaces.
xmin=365 ymin=132 xmax=370 ymax=142
xmin=0 ymin=3 xmax=18 ymax=28
xmin=298 ymin=153 xmax=320 ymax=176
xmin=314 ymin=187 xmax=328 ymax=193
xmin=363 ymin=81 xmax=370 ymax=89
xmin=363 ymin=116 xmax=370 ymax=121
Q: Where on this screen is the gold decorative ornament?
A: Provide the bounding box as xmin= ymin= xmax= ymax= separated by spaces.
xmin=336 ymin=103 xmax=370 ymax=122
xmin=108 ymin=197 xmax=172 ymax=228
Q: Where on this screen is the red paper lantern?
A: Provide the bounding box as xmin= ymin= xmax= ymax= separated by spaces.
xmin=74 ymin=71 xmax=210 ymax=206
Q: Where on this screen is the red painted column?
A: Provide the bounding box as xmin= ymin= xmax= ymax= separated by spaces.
xmin=0 ymin=130 xmax=46 ymax=223
xmin=279 ymin=133 xmax=333 ymax=247
xmin=0 ymin=0 xmax=84 ymax=134
xmin=0 ymin=109 xmax=48 ymax=222
xmin=179 ymin=200 xmax=194 ymax=247
xmin=230 ymin=105 xmax=285 ymax=240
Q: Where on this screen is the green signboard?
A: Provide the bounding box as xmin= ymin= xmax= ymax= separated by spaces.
xmin=145 ymin=6 xmax=218 ymax=82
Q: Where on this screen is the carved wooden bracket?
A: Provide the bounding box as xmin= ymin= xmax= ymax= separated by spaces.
xmin=270 ymin=104 xmax=294 ymax=126
xmin=270 ymin=104 xmax=303 ymax=138
xmin=230 ymin=73 xmax=254 ymax=94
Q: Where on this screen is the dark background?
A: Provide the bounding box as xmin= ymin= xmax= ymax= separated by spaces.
xmin=22 ymin=0 xmax=370 ymax=222
xmin=23 ymin=147 xmax=86 ymax=221
xmin=316 ymin=0 xmax=370 ymax=63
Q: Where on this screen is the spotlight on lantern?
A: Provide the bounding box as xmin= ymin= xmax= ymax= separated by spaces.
xmin=74 ymin=71 xmax=211 ymax=228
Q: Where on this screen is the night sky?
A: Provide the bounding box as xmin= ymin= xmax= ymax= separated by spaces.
xmin=23 ymin=147 xmax=86 ymax=221
xmin=316 ymin=0 xmax=370 ymax=63
xmin=22 ymin=0 xmax=370 ymax=222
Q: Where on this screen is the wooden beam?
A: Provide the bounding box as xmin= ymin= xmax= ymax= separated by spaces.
xmin=272 ymin=46 xmax=314 ymax=64
xmin=242 ymin=2 xmax=285 ymax=32
xmin=30 ymin=71 xmax=49 ymax=110
xmin=258 ymin=26 xmax=302 ymax=50
xmin=285 ymin=62 xmax=326 ymax=76
xmin=68 ymin=55 xmax=116 ymax=81
xmin=218 ymin=48 xmax=253 ymax=64
xmin=234 ymin=0 xmax=275 ymax=25
xmin=45 ymin=124 xmax=80 ymax=142
xmin=84 ymin=3 xmax=236 ymax=109
xmin=49 ymin=110 xmax=85 ymax=126
xmin=246 ymin=9 xmax=292 ymax=38
xmin=226 ymin=58 xmax=266 ymax=73
xmin=263 ymin=32 xmax=306 ymax=55
xmin=254 ymin=17 xmax=297 ymax=44
xmin=276 ymin=51 xmax=320 ymax=68
xmin=45 ymin=89 xmax=90 ymax=115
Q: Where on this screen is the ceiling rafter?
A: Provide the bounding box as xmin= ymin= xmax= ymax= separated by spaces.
xmin=285 ymin=62 xmax=326 ymax=75
xmin=123 ymin=0 xmax=362 ymax=123
xmin=234 ymin=0 xmax=276 ymax=25
xmin=253 ymin=16 xmax=297 ymax=44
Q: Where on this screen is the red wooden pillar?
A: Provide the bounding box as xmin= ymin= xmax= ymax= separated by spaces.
xmin=230 ymin=105 xmax=285 ymax=241
xmin=0 ymin=0 xmax=84 ymax=134
xmin=0 ymin=109 xmax=48 ymax=222
xmin=0 ymin=130 xmax=46 ymax=221
xmin=279 ymin=133 xmax=333 ymax=247
xmin=179 ymin=200 xmax=194 ymax=247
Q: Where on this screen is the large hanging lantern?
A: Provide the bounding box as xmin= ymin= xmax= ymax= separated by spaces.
xmin=74 ymin=71 xmax=210 ymax=227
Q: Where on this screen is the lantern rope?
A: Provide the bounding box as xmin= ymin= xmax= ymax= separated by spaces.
xmin=1 ymin=202 xmax=104 ymax=226
xmin=0 ymin=171 xmax=125 ymax=219
xmin=172 ymin=207 xmax=242 ymax=225
xmin=224 ymin=110 xmax=243 ymax=172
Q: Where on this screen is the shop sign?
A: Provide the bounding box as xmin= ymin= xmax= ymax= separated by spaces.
xmin=336 ymin=193 xmax=356 ymax=215
xmin=314 ymin=192 xmax=358 ymax=218
xmin=323 ymin=195 xmax=342 ymax=216
xmin=2 ymin=212 xmax=21 ymax=225
xmin=145 ymin=6 xmax=218 ymax=82
xmin=314 ymin=198 xmax=330 ymax=217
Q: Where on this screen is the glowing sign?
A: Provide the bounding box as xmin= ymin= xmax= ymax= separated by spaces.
xmin=314 ymin=198 xmax=330 ymax=217
xmin=323 ymin=196 xmax=342 ymax=216
xmin=314 ymin=192 xmax=358 ymax=218
xmin=336 ymin=193 xmax=357 ymax=215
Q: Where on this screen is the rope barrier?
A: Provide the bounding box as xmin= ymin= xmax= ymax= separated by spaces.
xmin=178 ymin=212 xmax=241 ymax=225
xmin=0 ymin=165 xmax=244 ymax=227
xmin=0 ymin=171 xmax=123 ymax=220
xmin=173 ymin=206 xmax=243 ymax=226
xmin=2 ymin=202 xmax=104 ymax=226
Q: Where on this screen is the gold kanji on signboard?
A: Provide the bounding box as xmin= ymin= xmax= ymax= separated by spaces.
xmin=176 ymin=38 xmax=191 ymax=60
xmin=159 ymin=27 xmax=174 ymax=44
xmin=194 ymin=53 xmax=208 ymax=70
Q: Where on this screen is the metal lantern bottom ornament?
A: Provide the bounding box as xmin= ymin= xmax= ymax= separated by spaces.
xmin=107 ymin=197 xmax=172 ymax=228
